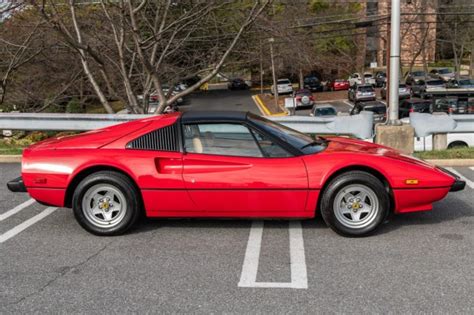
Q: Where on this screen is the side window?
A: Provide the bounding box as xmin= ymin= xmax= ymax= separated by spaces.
xmin=183 ymin=123 xmax=263 ymax=157
xmin=250 ymin=129 xmax=292 ymax=158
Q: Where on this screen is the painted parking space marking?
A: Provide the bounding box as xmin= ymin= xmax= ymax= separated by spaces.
xmin=0 ymin=199 xmax=35 ymax=222
xmin=446 ymin=167 xmax=474 ymax=189
xmin=342 ymin=100 xmax=354 ymax=108
xmin=238 ymin=221 xmax=307 ymax=289
xmin=469 ymin=167 xmax=474 ymax=171
xmin=0 ymin=207 xmax=57 ymax=244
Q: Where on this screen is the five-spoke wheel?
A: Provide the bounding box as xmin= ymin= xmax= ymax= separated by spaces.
xmin=321 ymin=171 xmax=389 ymax=236
xmin=73 ymin=171 xmax=141 ymax=236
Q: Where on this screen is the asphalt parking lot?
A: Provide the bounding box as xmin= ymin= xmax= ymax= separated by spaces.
xmin=0 ymin=163 xmax=473 ymax=313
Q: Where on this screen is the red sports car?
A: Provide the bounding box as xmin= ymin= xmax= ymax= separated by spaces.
xmin=327 ymin=79 xmax=350 ymax=91
xmin=8 ymin=111 xmax=465 ymax=236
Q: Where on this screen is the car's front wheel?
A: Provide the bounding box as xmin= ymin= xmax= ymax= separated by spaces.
xmin=320 ymin=171 xmax=389 ymax=236
xmin=72 ymin=171 xmax=141 ymax=236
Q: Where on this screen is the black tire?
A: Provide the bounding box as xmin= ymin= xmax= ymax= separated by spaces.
xmin=72 ymin=171 xmax=141 ymax=236
xmin=320 ymin=171 xmax=389 ymax=237
xmin=448 ymin=141 xmax=468 ymax=149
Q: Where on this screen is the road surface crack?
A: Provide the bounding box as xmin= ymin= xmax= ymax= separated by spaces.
xmin=1 ymin=243 xmax=110 ymax=308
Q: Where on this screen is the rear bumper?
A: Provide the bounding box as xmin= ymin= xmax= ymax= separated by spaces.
xmin=7 ymin=177 xmax=27 ymax=193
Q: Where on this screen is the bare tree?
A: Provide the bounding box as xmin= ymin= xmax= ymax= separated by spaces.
xmin=32 ymin=0 xmax=271 ymax=114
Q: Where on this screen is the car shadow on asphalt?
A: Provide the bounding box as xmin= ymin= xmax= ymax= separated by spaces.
xmin=129 ymin=195 xmax=472 ymax=237
xmin=372 ymin=196 xmax=473 ymax=236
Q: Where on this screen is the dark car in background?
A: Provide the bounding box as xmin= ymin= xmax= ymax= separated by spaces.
xmin=446 ymin=78 xmax=474 ymax=89
xmin=399 ymin=98 xmax=432 ymax=118
xmin=350 ymin=101 xmax=387 ymax=124
xmin=432 ymin=97 xmax=469 ymax=114
xmin=228 ymin=78 xmax=249 ymax=90
xmin=405 ymin=71 xmax=427 ymax=86
xmin=326 ymin=79 xmax=350 ymax=91
xmin=303 ymin=76 xmax=324 ymax=92
xmin=375 ymin=71 xmax=386 ymax=87
xmin=348 ymin=84 xmax=376 ymax=102
xmin=310 ymin=104 xmax=337 ymax=117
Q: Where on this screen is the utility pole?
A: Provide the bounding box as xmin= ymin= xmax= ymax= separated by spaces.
xmin=260 ymin=45 xmax=264 ymax=95
xmin=269 ymin=37 xmax=279 ymax=110
xmin=387 ymin=0 xmax=401 ymax=125
xmin=375 ymin=0 xmax=414 ymax=154
xmin=385 ymin=1 xmax=391 ymax=108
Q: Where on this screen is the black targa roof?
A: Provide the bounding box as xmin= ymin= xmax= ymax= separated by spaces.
xmin=181 ymin=111 xmax=249 ymax=123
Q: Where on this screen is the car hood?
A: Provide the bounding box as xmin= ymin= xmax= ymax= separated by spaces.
xmin=324 ymin=137 xmax=434 ymax=168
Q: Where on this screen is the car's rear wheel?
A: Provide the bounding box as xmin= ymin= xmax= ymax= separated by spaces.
xmin=72 ymin=171 xmax=141 ymax=236
xmin=320 ymin=171 xmax=389 ymax=236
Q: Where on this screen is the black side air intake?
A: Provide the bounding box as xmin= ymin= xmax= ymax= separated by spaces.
xmin=126 ymin=123 xmax=179 ymax=151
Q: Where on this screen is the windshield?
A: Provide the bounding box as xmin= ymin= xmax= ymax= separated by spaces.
xmin=427 ymin=80 xmax=444 ymax=86
xmin=315 ymin=107 xmax=336 ymax=116
xmin=438 ymin=69 xmax=451 ymax=74
xmin=248 ymin=113 xmax=327 ymax=155
xmin=412 ymin=71 xmax=425 ymax=77
xmin=278 ymin=79 xmax=290 ymax=84
xmin=459 ymin=79 xmax=474 ymax=86
xmin=364 ymin=106 xmax=386 ymax=114
xmin=358 ymin=86 xmax=374 ymax=92
xmin=364 ymin=74 xmax=373 ymax=78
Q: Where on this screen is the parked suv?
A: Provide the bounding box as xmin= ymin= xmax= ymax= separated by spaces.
xmin=348 ymin=84 xmax=376 ymax=102
xmin=380 ymin=83 xmax=411 ymax=100
xmin=350 ymin=101 xmax=387 ymax=124
xmin=430 ymin=68 xmax=455 ymax=81
xmin=399 ymin=98 xmax=432 ymax=118
xmin=271 ymin=78 xmax=293 ymax=95
xmin=303 ymin=76 xmax=323 ymax=92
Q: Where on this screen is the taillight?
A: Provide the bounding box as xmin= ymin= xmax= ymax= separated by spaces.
xmin=310 ymin=96 xmax=314 ymax=101
xmin=409 ymin=108 xmax=414 ymax=113
xmin=448 ymin=107 xmax=453 ymax=113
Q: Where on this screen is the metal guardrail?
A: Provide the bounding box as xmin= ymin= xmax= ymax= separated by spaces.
xmin=0 ymin=112 xmax=375 ymax=139
xmin=0 ymin=113 xmax=150 ymax=131
xmin=270 ymin=111 xmax=374 ymax=139
xmin=1 ymin=112 xmax=473 ymax=140
xmin=409 ymin=113 xmax=474 ymax=137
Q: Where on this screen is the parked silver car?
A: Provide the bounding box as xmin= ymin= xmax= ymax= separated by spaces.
xmin=348 ymin=84 xmax=376 ymax=102
xmin=381 ymin=83 xmax=411 ymax=100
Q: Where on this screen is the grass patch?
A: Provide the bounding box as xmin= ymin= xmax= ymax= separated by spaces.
xmin=0 ymin=141 xmax=25 ymax=155
xmin=414 ymin=147 xmax=474 ymax=159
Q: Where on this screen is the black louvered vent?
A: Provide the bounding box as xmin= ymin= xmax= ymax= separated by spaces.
xmin=126 ymin=123 xmax=179 ymax=151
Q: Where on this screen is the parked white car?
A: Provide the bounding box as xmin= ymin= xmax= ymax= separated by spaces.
xmin=271 ymin=78 xmax=293 ymax=95
xmin=348 ymin=73 xmax=376 ymax=87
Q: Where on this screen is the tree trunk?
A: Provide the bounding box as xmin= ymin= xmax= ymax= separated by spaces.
xmin=299 ymin=68 xmax=304 ymax=89
xmin=470 ymin=45 xmax=474 ymax=78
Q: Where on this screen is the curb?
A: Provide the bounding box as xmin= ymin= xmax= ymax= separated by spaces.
xmin=0 ymin=155 xmax=21 ymax=163
xmin=425 ymin=159 xmax=474 ymax=167
xmin=252 ymin=95 xmax=288 ymax=117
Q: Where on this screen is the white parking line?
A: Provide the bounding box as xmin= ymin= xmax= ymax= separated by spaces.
xmin=342 ymin=100 xmax=354 ymax=108
xmin=446 ymin=167 xmax=474 ymax=189
xmin=0 ymin=199 xmax=35 ymax=222
xmin=0 ymin=207 xmax=58 ymax=244
xmin=238 ymin=221 xmax=308 ymax=289
xmin=469 ymin=167 xmax=474 ymax=171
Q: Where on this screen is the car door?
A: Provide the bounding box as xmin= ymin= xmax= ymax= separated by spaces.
xmin=181 ymin=122 xmax=309 ymax=217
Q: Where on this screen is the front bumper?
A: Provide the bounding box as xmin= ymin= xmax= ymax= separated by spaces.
xmin=7 ymin=176 xmax=27 ymax=193
xmin=437 ymin=167 xmax=466 ymax=192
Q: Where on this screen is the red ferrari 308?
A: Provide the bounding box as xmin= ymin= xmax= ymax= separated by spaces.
xmin=8 ymin=111 xmax=465 ymax=236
